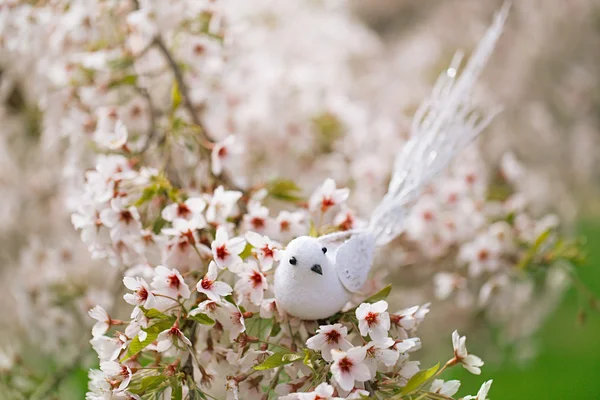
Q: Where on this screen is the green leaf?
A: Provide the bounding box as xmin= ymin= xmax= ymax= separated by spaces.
xmin=270 ymin=321 xmax=281 ymax=337
xmin=171 ymin=380 xmax=183 ymax=400
xmin=518 ymin=228 xmax=553 ymax=270
xmin=224 ymin=294 xmax=237 ymax=305
xmin=188 ymin=313 xmax=215 ymax=325
xmin=400 ymin=363 xmax=440 ymax=396
xmin=128 ymin=375 xmax=168 ymax=395
xmin=135 ymin=185 xmax=158 ymax=207
xmin=121 ymin=332 xmax=159 ymax=362
xmin=312 ymin=112 xmax=344 ymax=153
xmin=152 ymin=216 xmax=167 ymax=235
xmin=303 ymin=349 xmax=314 ymax=370
xmin=144 ymin=319 xmax=176 ymax=334
xmin=107 ymin=74 xmax=137 ymax=89
xmin=363 ymin=284 xmax=392 ymax=304
xmin=141 ymin=308 xmax=173 ymax=320
xmin=171 ymin=80 xmax=182 ymax=111
xmin=253 ymin=351 xmax=303 ymax=371
xmin=266 ymin=179 xmax=304 ymax=202
xmin=239 ymin=242 xmax=254 ymax=259
xmin=107 ymin=56 xmax=135 ymax=70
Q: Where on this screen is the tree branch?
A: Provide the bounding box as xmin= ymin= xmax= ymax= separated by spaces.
xmin=152 ymin=35 xmax=211 ymax=147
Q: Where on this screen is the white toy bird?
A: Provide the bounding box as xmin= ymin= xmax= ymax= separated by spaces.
xmin=274 ymin=5 xmax=509 ymax=320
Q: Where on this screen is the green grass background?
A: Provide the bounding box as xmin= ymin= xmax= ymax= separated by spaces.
xmin=448 ymin=219 xmax=600 ymax=399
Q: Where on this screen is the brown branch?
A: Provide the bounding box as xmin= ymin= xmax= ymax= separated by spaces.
xmin=136 ymin=86 xmax=158 ymax=153
xmin=152 ymin=35 xmax=212 ymax=148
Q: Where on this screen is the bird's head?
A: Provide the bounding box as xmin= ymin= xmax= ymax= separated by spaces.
xmin=280 ymin=236 xmax=331 ymax=276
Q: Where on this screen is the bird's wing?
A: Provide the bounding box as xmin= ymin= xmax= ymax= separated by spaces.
xmin=368 ymin=3 xmax=509 ymax=247
xmin=332 ymin=233 xmax=376 ymax=293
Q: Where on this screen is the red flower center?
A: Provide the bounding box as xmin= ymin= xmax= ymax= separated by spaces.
xmin=130 ymin=105 xmax=142 ymax=118
xmin=169 ymin=327 xmax=182 ymax=339
xmin=177 ymin=203 xmax=191 ymax=218
xmin=339 ymin=214 xmax=354 ymax=231
xmin=477 ymin=249 xmax=490 ymax=261
xmin=250 ymin=270 xmax=264 ymax=288
xmin=261 ymin=245 xmax=274 ymax=259
xmin=215 ymin=245 xmax=229 ymax=260
xmin=365 ymin=312 xmax=379 ymax=327
xmin=136 ymin=286 xmax=149 ymax=302
xmin=337 ymin=356 xmax=353 ymax=373
xmin=120 ymin=210 xmax=134 ymax=224
xmin=324 ymin=329 xmax=341 ymax=344
xmin=200 ymin=277 xmax=213 ymax=290
xmin=280 ymin=220 xmax=290 ymax=232
xmin=194 ymin=43 xmax=205 ymax=55
xmin=422 ymin=211 xmax=434 ymax=222
xmin=232 ymin=311 xmax=242 ymax=325
xmin=251 ymin=217 xmax=265 ymax=230
xmin=168 ymin=274 xmax=181 ymax=289
xmin=321 ymin=197 xmax=335 ymax=212
xmin=218 ymin=146 xmax=228 ymax=158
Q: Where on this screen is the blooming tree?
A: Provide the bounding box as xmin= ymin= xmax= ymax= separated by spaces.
xmin=0 ymin=0 xmax=593 ymax=399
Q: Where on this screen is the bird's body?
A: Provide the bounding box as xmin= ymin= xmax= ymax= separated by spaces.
xmin=274 ymin=234 xmax=375 ymax=320
xmin=274 ymin=254 xmax=350 ymax=320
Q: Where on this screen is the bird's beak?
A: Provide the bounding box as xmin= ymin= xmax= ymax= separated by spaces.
xmin=310 ymin=264 xmax=323 ymax=275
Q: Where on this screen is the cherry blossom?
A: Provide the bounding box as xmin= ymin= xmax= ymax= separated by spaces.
xmin=217 ymin=301 xmax=246 ymax=341
xmin=161 ymin=197 xmax=207 ymax=222
xmin=151 ymin=266 xmax=191 ymax=299
xmin=99 ymin=198 xmax=142 ymax=243
xmin=297 ymin=383 xmax=340 ymax=400
xmin=196 ymin=261 xmax=233 ymax=301
xmin=156 ymin=325 xmax=192 ymax=352
xmin=211 ymin=135 xmax=239 ymax=175
xmin=234 ymin=260 xmax=268 ymax=305
xmin=451 ymin=330 xmax=485 ymax=375
xmin=463 ymin=380 xmax=493 ymax=400
xmin=306 ymin=324 xmax=352 ymax=362
xmin=123 ymin=276 xmax=156 ymax=309
xmin=430 ymin=379 xmax=461 ymax=397
xmin=88 ymin=305 xmax=112 ymax=338
xmin=459 ymin=234 xmax=503 ymax=277
xmin=161 ymin=216 xmax=206 ymax=243
xmin=274 ymin=210 xmax=307 ymax=241
xmin=243 ymin=201 xmax=273 ymax=235
xmin=364 ymin=338 xmax=400 ymax=378
xmin=356 ymin=300 xmax=391 ymax=342
xmin=211 ymin=226 xmax=246 ymax=270
xmin=100 ymin=360 xmax=132 ymax=392
xmin=94 ymin=119 xmax=129 ymax=151
xmin=245 ymin=231 xmax=281 ymax=271
xmin=205 ymin=186 xmax=242 ymax=225
xmin=309 ymin=178 xmax=350 ymax=214
xmin=330 ymin=346 xmax=371 ymax=392
xmin=90 ymin=335 xmax=127 ymax=362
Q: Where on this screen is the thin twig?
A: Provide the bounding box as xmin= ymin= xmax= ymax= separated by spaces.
xmin=264 ymin=366 xmax=283 ymax=400
xmin=152 ymin=35 xmax=211 ymax=147
xmin=151 ymin=34 xmax=243 ymax=192
xmin=136 ymin=86 xmax=158 ymax=153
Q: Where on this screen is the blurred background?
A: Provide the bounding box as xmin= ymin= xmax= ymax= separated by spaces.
xmin=352 ymin=1 xmax=600 ymax=398
xmin=1 ymin=0 xmax=600 ymax=398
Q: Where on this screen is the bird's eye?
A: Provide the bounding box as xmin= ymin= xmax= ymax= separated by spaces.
xmin=322 ymin=247 xmax=327 ymax=254
xmin=289 ymin=257 xmax=297 ymax=265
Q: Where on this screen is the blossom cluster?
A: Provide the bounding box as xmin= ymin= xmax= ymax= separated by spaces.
xmin=0 ymin=0 xmax=591 ymax=399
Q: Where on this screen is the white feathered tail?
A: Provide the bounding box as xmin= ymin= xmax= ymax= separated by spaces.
xmin=369 ymin=3 xmax=510 ymax=247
